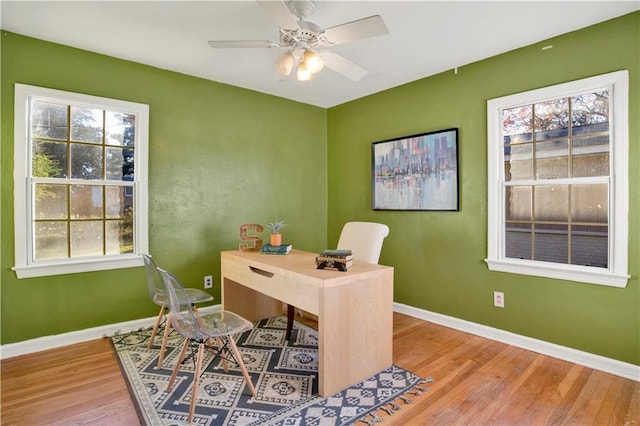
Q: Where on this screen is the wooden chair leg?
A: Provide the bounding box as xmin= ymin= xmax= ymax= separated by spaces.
xmin=286 ymin=304 xmax=295 ymax=339
xmin=204 ymin=338 xmax=230 ymax=372
xmin=188 ymin=343 xmax=205 ymax=424
xmin=167 ymin=338 xmax=190 ymax=392
xmin=157 ymin=313 xmax=172 ymax=368
xmin=147 ymin=305 xmax=165 ymax=349
xmin=217 ymin=337 xmax=230 ymax=372
xmin=227 ymin=336 xmax=256 ymax=397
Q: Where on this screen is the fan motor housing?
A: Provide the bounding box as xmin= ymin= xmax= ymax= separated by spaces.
xmin=280 ymin=21 xmax=322 ymax=46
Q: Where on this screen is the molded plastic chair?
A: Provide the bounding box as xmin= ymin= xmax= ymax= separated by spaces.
xmin=142 ymin=254 xmax=214 ymax=368
xmin=158 ymin=267 xmax=256 ymax=423
xmin=286 ymin=221 xmax=390 ymax=338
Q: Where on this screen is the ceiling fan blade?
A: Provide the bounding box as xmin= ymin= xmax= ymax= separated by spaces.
xmin=208 ymin=40 xmax=280 ymax=49
xmin=320 ymin=51 xmax=368 ymax=81
xmin=322 ymin=15 xmax=388 ymax=46
xmin=258 ymin=0 xmax=300 ymax=29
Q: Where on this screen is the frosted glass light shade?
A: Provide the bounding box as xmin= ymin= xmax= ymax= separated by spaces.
xmin=303 ymin=50 xmax=324 ymax=73
xmin=275 ymin=53 xmax=294 ymax=76
xmin=297 ymin=63 xmax=312 ymax=81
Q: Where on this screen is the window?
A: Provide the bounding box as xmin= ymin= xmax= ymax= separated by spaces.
xmin=13 ymin=84 xmax=149 ymax=278
xmin=485 ymin=71 xmax=629 ymax=288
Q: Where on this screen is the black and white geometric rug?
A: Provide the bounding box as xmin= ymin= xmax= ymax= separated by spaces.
xmin=111 ymin=315 xmax=432 ymax=425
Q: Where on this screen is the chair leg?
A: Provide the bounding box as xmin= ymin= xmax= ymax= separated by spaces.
xmin=217 ymin=337 xmax=230 ymax=372
xmin=167 ymin=338 xmax=190 ymax=392
xmin=188 ymin=343 xmax=205 ymax=424
xmin=147 ymin=305 xmax=165 ymax=349
xmin=204 ymin=337 xmax=230 ymax=372
xmin=157 ymin=313 xmax=172 ymax=368
xmin=286 ymin=304 xmax=295 ymax=340
xmin=227 ymin=336 xmax=256 ymax=397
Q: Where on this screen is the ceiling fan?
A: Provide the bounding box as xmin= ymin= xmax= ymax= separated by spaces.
xmin=208 ymin=0 xmax=389 ymax=82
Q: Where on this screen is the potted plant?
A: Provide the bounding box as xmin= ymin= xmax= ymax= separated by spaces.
xmin=267 ymin=220 xmax=286 ymax=247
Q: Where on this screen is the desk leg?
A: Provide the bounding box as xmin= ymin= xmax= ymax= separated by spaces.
xmin=286 ymin=304 xmax=295 ymax=339
xmin=317 ymin=270 xmax=393 ymax=396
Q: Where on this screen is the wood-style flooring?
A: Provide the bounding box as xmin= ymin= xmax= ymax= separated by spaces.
xmin=1 ymin=312 xmax=638 ymax=425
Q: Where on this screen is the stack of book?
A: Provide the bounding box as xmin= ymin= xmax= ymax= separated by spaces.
xmin=260 ymin=243 xmax=292 ymax=255
xmin=315 ymin=249 xmax=353 ymax=271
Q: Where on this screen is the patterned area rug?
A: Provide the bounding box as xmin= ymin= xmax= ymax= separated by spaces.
xmin=111 ymin=315 xmax=431 ymax=425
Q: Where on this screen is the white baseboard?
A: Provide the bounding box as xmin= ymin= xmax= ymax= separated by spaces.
xmin=0 ymin=305 xmax=221 ymax=360
xmin=394 ymin=302 xmax=640 ymax=382
xmin=3 ymin=303 xmax=638 ymax=382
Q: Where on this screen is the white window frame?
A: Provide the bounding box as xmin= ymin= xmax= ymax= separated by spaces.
xmin=485 ymin=71 xmax=629 ymax=288
xmin=13 ymin=84 xmax=149 ymax=278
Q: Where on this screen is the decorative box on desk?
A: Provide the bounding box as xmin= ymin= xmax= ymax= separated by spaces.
xmin=220 ymin=249 xmax=394 ymax=397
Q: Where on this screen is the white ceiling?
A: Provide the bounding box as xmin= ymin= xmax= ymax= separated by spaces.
xmin=2 ymin=1 xmax=638 ymax=108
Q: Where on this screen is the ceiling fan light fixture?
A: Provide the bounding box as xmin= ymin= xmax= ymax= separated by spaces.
xmin=297 ymin=62 xmax=313 ymax=81
xmin=303 ymin=50 xmax=324 ymax=74
xmin=275 ymin=52 xmax=295 ymax=76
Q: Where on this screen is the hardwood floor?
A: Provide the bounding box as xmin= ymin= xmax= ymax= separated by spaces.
xmin=1 ymin=313 xmax=638 ymax=425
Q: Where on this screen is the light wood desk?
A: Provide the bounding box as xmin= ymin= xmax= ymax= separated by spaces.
xmin=221 ymin=249 xmax=394 ymax=397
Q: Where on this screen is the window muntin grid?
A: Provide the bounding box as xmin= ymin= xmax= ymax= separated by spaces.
xmin=30 ymin=100 xmax=137 ymax=261
xmin=501 ymin=91 xmax=609 ymax=267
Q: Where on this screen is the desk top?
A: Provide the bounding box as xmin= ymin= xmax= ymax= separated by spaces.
xmin=221 ymin=249 xmax=393 ymax=286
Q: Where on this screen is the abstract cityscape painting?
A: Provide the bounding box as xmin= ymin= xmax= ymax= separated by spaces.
xmin=372 ymin=128 xmax=459 ymax=211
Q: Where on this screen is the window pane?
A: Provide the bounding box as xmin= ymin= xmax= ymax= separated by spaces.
xmin=70 ymin=221 xmax=103 ymax=257
xmin=535 ymin=140 xmax=569 ymax=179
xmin=106 ymin=147 xmax=135 ymax=181
xmin=571 ymin=225 xmax=608 ymax=268
xmin=105 ymin=111 xmax=136 ymax=147
xmin=71 ymin=143 xmax=103 ymax=179
xmin=503 ymin=106 xmax=533 ymax=143
xmin=505 ymin=222 xmax=532 ymax=260
xmin=571 ymin=91 xmax=608 ymax=129
xmin=106 ymin=220 xmax=133 ymax=255
xmin=573 ymin=134 xmax=609 ymax=177
xmin=535 ymin=98 xmax=569 ymax=140
xmin=34 ymin=222 xmax=68 ymax=260
xmin=571 ymin=184 xmax=607 ymax=224
xmin=33 ymin=140 xmax=67 ymax=178
xmin=534 ymin=185 xmax=568 ymax=222
xmin=71 ymin=107 xmax=103 ymax=143
xmin=105 ymin=186 xmax=133 ymax=218
xmin=505 ymin=143 xmax=532 ymax=181
xmin=31 ymin=101 xmax=68 ymax=140
xmin=34 ymin=184 xmax=67 ymax=219
xmin=534 ymin=224 xmax=568 ymax=264
xmin=70 ymin=185 xmax=103 ymax=219
xmin=506 ymin=186 xmax=532 ymax=221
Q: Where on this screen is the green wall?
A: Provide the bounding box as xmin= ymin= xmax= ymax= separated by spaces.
xmin=1 ymin=32 xmax=327 ymax=343
xmin=2 ymin=12 xmax=638 ymax=366
xmin=327 ymin=12 xmax=639 ymax=365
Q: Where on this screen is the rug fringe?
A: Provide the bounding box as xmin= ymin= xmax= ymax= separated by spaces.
xmin=357 ymin=375 xmax=434 ymax=424
xmin=359 ymin=412 xmax=384 ymax=425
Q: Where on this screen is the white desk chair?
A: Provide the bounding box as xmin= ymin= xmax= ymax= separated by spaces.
xmin=336 ymin=221 xmax=390 ymax=263
xmin=286 ymin=221 xmax=390 ymax=338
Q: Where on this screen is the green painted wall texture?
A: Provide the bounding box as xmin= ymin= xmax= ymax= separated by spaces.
xmin=327 ymin=12 xmax=639 ymax=365
xmin=1 ymin=12 xmax=638 ymax=365
xmin=1 ymin=32 xmax=328 ymax=343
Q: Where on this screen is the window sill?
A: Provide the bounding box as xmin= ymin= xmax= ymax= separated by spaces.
xmin=484 ymin=258 xmax=630 ymax=288
xmin=12 ymin=255 xmax=143 ymax=279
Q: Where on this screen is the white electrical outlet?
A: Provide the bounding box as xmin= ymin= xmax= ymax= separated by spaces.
xmin=493 ymin=291 xmax=504 ymax=308
xmin=204 ymin=275 xmax=213 ymax=289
